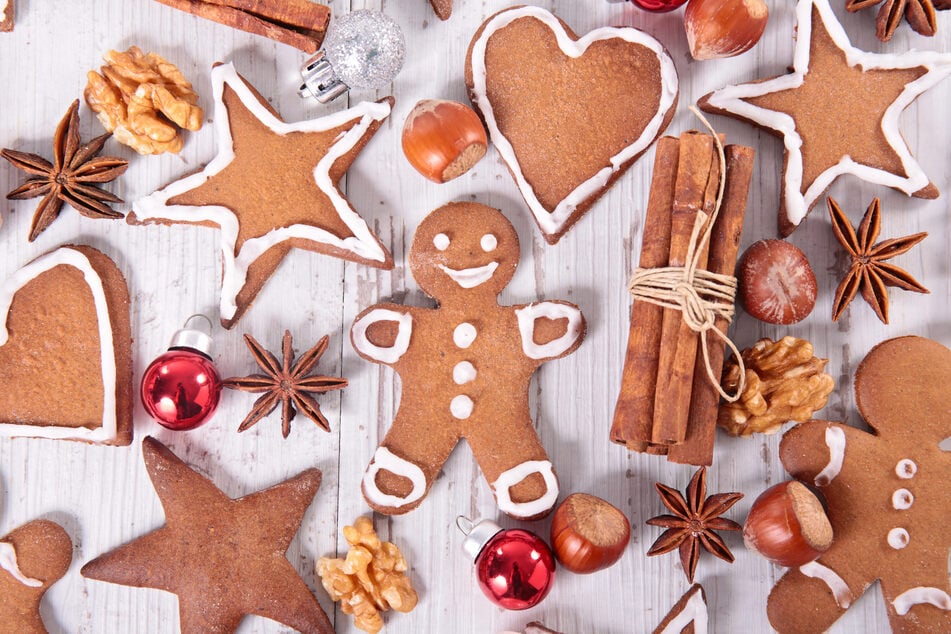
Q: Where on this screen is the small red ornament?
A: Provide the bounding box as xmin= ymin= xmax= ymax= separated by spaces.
xmin=628 ymin=0 xmax=688 ymax=12
xmin=456 ymin=516 xmax=556 ymax=610
xmin=141 ymin=315 xmax=222 ymax=431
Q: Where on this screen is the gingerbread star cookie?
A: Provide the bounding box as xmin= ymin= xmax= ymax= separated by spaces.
xmin=0 ymin=245 xmax=133 ymax=445
xmin=131 ymin=62 xmax=394 ymax=328
xmin=653 ymin=584 xmax=708 ymax=634
xmin=81 ymin=436 xmax=333 ymax=634
xmin=699 ymin=0 xmax=951 ymax=236
xmin=768 ymin=336 xmax=951 ymax=632
xmin=465 ymin=6 xmax=678 ymax=244
xmin=1 ymin=519 xmax=72 ymax=634
xmin=429 ymin=0 xmax=452 ymax=20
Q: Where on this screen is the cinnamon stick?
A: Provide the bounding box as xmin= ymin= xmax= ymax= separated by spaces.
xmin=151 ymin=0 xmax=331 ymax=53
xmin=610 ymin=136 xmax=680 ymax=450
xmin=650 ymin=132 xmax=721 ymax=446
xmin=668 ymin=145 xmax=755 ymax=465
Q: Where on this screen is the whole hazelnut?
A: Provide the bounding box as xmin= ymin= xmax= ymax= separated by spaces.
xmin=739 ymin=239 xmax=817 ymax=325
xmin=684 ymin=0 xmax=769 ymax=61
xmin=401 ymin=99 xmax=487 ymax=183
xmin=550 ymin=493 xmax=630 ymax=574
xmin=744 ymin=481 xmax=833 ymax=567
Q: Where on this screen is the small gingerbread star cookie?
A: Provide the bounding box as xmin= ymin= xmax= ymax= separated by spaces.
xmin=131 ymin=62 xmax=394 ymax=328
xmin=699 ymin=0 xmax=951 ymax=236
xmin=768 ymin=336 xmax=951 ymax=632
xmin=0 ymin=519 xmax=72 ymax=633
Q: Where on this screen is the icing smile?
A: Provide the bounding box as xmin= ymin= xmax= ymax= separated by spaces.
xmin=438 ymin=262 xmax=499 ymax=288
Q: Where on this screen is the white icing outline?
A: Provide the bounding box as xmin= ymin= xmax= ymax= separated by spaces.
xmin=468 ymin=6 xmax=678 ymax=239
xmin=659 ymin=587 xmax=708 ymax=634
xmin=515 ymin=302 xmax=584 ymax=360
xmin=703 ymin=0 xmax=951 ymax=230
xmin=0 ymin=542 xmax=43 ymax=587
xmin=133 ymin=62 xmax=392 ymax=321
xmin=362 ymin=446 xmax=427 ymax=509
xmin=452 ymin=361 xmax=477 ymax=385
xmin=896 ymin=459 xmax=917 ymax=479
xmin=453 ymin=323 xmax=477 ymax=349
xmin=450 ymin=394 xmax=474 ymax=419
xmin=351 ymin=308 xmax=412 ymax=364
xmin=800 ymin=561 xmax=853 ymax=608
xmin=814 ymin=426 xmax=846 ymax=487
xmin=480 ymin=234 xmax=498 ymax=252
xmin=433 ymin=233 xmax=450 ymax=251
xmin=438 ymin=261 xmax=499 ymax=288
xmin=893 ymin=587 xmax=951 ymax=616
xmin=887 ymin=527 xmax=909 ymax=550
xmin=491 ymin=459 xmax=558 ymax=518
xmin=892 ymin=488 xmax=914 ymax=510
xmin=0 ymin=247 xmax=118 ymax=442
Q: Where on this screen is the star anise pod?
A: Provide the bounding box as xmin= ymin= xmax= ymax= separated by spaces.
xmin=846 ymin=0 xmax=947 ymax=41
xmin=646 ymin=467 xmax=743 ymax=583
xmin=1 ymin=100 xmax=128 ymax=242
xmin=828 ymin=197 xmax=928 ymax=324
xmin=223 ymin=330 xmax=348 ymax=438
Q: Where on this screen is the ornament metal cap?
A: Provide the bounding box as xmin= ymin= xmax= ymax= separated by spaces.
xmin=169 ymin=314 xmax=214 ymax=358
xmin=298 ymin=50 xmax=348 ymax=103
xmin=456 ymin=516 xmax=503 ymax=562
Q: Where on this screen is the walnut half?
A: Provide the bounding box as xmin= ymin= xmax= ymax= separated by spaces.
xmin=317 ymin=516 xmax=418 ymax=634
xmin=718 ymin=336 xmax=835 ymax=436
xmin=84 ymin=46 xmax=202 ymax=155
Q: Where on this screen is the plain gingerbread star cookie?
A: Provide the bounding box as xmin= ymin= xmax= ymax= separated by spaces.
xmin=81 ymin=436 xmax=333 ymax=634
xmin=351 ymin=201 xmax=585 ymax=520
xmin=131 ymin=62 xmax=394 ymax=328
xmin=699 ymin=0 xmax=951 ymax=236
xmin=429 ymin=0 xmax=452 ymax=20
xmin=768 ymin=336 xmax=951 ymax=632
xmin=0 ymin=519 xmax=72 ymax=634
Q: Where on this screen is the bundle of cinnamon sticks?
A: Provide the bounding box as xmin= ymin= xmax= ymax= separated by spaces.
xmin=151 ymin=0 xmax=331 ymax=53
xmin=611 ymin=131 xmax=754 ymax=466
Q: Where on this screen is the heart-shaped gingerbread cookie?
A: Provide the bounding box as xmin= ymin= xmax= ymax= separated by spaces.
xmin=0 ymin=245 xmax=132 ymax=445
xmin=466 ymin=6 xmax=678 ymax=244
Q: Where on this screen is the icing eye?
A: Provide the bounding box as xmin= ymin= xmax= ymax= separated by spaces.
xmin=433 ymin=233 xmax=450 ymax=251
xmin=480 ymin=234 xmax=497 ymax=252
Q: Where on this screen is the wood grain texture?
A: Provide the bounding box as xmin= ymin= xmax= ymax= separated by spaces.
xmin=0 ymin=1 xmax=948 ymax=632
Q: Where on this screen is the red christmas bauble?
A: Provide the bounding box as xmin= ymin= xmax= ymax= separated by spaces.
xmin=629 ymin=0 xmax=688 ymax=12
xmin=141 ymin=349 xmax=221 ymax=430
xmin=475 ymin=528 xmax=556 ymax=610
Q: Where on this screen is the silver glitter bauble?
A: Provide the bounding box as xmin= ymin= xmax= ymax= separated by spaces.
xmin=324 ymin=10 xmax=405 ymax=90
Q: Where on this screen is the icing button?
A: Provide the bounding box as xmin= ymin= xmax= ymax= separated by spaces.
xmin=895 ymin=459 xmax=917 ymax=479
xmin=451 ymin=394 xmax=474 ymax=419
xmin=453 ymin=323 xmax=477 ymax=349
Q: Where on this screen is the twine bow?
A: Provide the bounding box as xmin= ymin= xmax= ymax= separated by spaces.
xmin=627 ymin=107 xmax=746 ymax=403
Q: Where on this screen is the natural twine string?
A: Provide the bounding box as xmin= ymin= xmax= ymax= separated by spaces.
xmin=627 ymin=106 xmax=746 ymax=403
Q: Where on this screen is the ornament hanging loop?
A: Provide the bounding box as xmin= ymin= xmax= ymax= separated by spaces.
xmin=298 ymin=51 xmax=348 ymax=103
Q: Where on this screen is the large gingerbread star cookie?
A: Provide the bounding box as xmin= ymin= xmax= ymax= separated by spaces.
xmin=81 ymin=436 xmax=333 ymax=634
xmin=699 ymin=0 xmax=951 ymax=236
xmin=768 ymin=336 xmax=951 ymax=632
xmin=131 ymin=62 xmax=394 ymax=328
xmin=1 ymin=519 xmax=72 ymax=633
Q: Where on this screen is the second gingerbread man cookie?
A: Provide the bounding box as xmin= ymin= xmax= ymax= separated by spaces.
xmin=351 ymin=202 xmax=586 ymax=519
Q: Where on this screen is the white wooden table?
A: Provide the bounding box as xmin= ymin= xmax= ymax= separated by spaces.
xmin=1 ymin=1 xmax=948 ymax=632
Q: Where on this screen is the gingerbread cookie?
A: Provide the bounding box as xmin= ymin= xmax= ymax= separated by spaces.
xmin=351 ymin=201 xmax=585 ymax=519
xmin=768 ymin=336 xmax=951 ymax=632
xmin=653 ymin=584 xmax=708 ymax=634
xmin=131 ymin=62 xmax=394 ymax=328
xmin=0 ymin=0 xmax=13 ymax=31
xmin=82 ymin=436 xmax=333 ymax=633
xmin=429 ymin=0 xmax=452 ymax=20
xmin=0 ymin=519 xmax=72 ymax=633
xmin=465 ymin=6 xmax=678 ymax=245
xmin=0 ymin=245 xmax=132 ymax=445
xmin=699 ymin=0 xmax=951 ymax=236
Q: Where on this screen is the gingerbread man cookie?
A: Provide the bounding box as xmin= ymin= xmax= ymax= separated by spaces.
xmin=351 ymin=202 xmax=585 ymax=519
xmin=768 ymin=336 xmax=951 ymax=632
xmin=0 ymin=519 xmax=72 ymax=633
